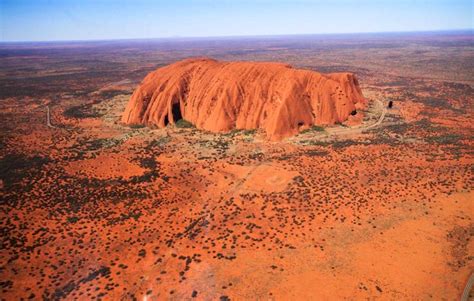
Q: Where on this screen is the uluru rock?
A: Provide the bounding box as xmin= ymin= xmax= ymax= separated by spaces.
xmin=122 ymin=58 xmax=366 ymax=140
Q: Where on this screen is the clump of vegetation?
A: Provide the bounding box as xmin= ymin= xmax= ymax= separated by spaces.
xmin=300 ymin=139 xmax=330 ymax=146
xmin=66 ymin=138 xmax=124 ymax=160
xmin=369 ymin=132 xmax=402 ymax=146
xmin=139 ymin=157 xmax=157 ymax=169
xmin=212 ymin=139 xmax=230 ymax=151
xmin=106 ymin=211 xmax=142 ymax=226
xmin=225 ymin=128 xmax=257 ymax=137
xmin=412 ymin=118 xmax=447 ymax=134
xmin=331 ymin=139 xmax=361 ymax=149
xmin=98 ymin=90 xmax=127 ymax=98
xmin=64 ymin=104 xmax=103 ymax=119
xmin=300 ymin=125 xmax=325 ymax=134
xmin=83 ymin=138 xmax=122 ymax=151
xmin=241 ymin=129 xmax=257 ymax=135
xmin=129 ymin=124 xmax=145 ymax=129
xmin=426 ymin=133 xmax=462 ymax=145
xmin=174 ymin=119 xmax=195 ymax=128
xmin=146 ymin=137 xmax=170 ymax=150
xmin=67 ymin=216 xmax=79 ymax=224
xmin=0 ymin=153 xmax=50 ymax=189
xmin=383 ymin=122 xmax=411 ymax=134
xmin=305 ymin=150 xmax=329 ymax=157
xmin=422 ymin=97 xmax=452 ymax=110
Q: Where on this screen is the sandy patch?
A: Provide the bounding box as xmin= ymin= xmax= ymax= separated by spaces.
xmin=64 ymin=152 xmax=145 ymax=180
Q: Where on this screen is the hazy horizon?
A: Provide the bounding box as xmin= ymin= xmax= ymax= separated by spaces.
xmin=0 ymin=29 xmax=472 ymax=44
xmin=1 ymin=0 xmax=473 ymax=42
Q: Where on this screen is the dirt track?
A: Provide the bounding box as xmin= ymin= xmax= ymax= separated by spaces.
xmin=323 ymin=98 xmax=387 ymax=137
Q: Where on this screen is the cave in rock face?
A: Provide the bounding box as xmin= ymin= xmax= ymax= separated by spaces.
xmin=122 ymin=58 xmax=367 ymax=140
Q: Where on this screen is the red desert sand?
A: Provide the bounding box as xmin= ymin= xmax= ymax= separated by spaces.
xmin=122 ymin=58 xmax=366 ymax=140
xmin=2 ymin=33 xmax=472 ymax=300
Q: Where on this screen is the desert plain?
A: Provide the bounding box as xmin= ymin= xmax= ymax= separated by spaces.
xmin=0 ymin=31 xmax=473 ymax=300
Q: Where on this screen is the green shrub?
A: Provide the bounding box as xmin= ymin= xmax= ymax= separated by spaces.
xmin=301 ymin=125 xmax=325 ymax=134
xmin=224 ymin=128 xmax=256 ymax=137
xmin=129 ymin=124 xmax=145 ymax=129
xmin=175 ymin=119 xmax=195 ymax=128
xmin=426 ymin=134 xmax=462 ymax=145
xmin=64 ymin=104 xmax=103 ymax=119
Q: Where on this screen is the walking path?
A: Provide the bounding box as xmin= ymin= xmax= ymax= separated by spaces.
xmin=325 ymin=98 xmax=387 ymax=136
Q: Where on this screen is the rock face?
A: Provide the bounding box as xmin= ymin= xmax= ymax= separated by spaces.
xmin=122 ymin=58 xmax=366 ymax=140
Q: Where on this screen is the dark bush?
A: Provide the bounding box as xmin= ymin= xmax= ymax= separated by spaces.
xmin=174 ymin=119 xmax=195 ymax=128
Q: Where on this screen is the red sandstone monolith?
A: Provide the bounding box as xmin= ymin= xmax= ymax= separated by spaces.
xmin=122 ymin=58 xmax=366 ymax=140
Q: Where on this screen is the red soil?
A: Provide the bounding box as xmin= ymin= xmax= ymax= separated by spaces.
xmin=2 ymin=34 xmax=473 ymax=301
xmin=122 ymin=58 xmax=366 ymax=140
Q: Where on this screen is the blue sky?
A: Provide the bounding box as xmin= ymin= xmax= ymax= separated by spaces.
xmin=1 ymin=0 xmax=472 ymax=41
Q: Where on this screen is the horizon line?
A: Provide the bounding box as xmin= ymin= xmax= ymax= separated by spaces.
xmin=0 ymin=28 xmax=472 ymax=44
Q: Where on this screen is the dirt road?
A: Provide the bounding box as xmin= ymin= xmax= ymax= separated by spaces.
xmin=46 ymin=106 xmax=57 ymax=129
xmin=325 ymin=98 xmax=387 ymax=136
